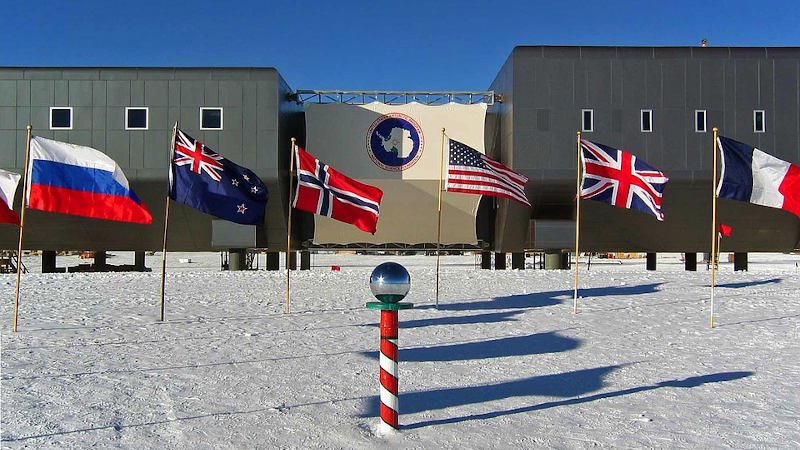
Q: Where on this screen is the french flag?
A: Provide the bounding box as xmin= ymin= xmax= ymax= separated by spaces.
xmin=717 ymin=136 xmax=800 ymax=219
xmin=26 ymin=136 xmax=152 ymax=224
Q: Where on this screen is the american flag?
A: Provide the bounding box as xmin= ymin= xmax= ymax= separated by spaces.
xmin=580 ymin=139 xmax=669 ymax=221
xmin=445 ymin=137 xmax=530 ymax=207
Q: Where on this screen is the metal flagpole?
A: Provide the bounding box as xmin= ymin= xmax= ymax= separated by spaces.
xmin=710 ymin=127 xmax=719 ymax=328
xmin=435 ymin=128 xmax=446 ymax=309
xmin=13 ymin=125 xmax=33 ymax=333
xmin=573 ymin=131 xmax=582 ymax=314
xmin=286 ymin=137 xmax=296 ymax=314
xmin=160 ymin=122 xmax=178 ymax=322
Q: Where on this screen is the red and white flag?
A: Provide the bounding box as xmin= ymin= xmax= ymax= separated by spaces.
xmin=293 ymin=146 xmax=383 ymax=234
xmin=0 ymin=168 xmax=21 ymax=226
xmin=445 ymin=137 xmax=530 ymax=207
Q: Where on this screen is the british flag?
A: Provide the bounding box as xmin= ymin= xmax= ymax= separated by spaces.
xmin=580 ymin=139 xmax=669 ymax=221
xmin=293 ymin=145 xmax=383 ymax=234
xmin=174 ymin=129 xmax=225 ymax=181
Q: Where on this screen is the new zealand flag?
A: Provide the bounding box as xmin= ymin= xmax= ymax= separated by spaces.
xmin=169 ymin=128 xmax=268 ymax=226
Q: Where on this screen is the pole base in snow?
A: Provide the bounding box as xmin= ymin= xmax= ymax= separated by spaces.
xmin=377 ymin=421 xmax=400 ymax=435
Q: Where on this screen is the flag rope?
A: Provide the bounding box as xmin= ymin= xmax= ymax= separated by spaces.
xmin=710 ymin=127 xmax=719 ymax=328
xmin=160 ymin=122 xmax=178 ymax=322
xmin=435 ymin=128 xmax=445 ymax=309
xmin=12 ymin=125 xmax=33 ymax=333
xmin=573 ymin=131 xmax=582 ymax=314
xmin=286 ymin=138 xmax=296 ymax=314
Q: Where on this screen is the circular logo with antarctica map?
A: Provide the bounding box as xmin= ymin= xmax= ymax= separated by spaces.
xmin=366 ymin=113 xmax=424 ymax=172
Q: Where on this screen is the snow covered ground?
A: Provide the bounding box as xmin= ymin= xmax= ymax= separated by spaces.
xmin=1 ymin=252 xmax=799 ymax=449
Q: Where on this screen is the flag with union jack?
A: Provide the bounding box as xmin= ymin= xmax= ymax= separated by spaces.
xmin=293 ymin=145 xmax=383 ymax=234
xmin=169 ymin=128 xmax=268 ymax=225
xmin=580 ymin=139 xmax=669 ymax=221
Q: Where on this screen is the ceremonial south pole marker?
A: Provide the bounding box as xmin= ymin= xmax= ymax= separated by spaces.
xmin=366 ymin=262 xmax=413 ymax=433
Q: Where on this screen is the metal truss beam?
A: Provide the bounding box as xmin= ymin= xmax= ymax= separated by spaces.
xmin=293 ymin=90 xmax=497 ymax=105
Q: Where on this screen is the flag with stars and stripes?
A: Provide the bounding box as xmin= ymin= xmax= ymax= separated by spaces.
xmin=169 ymin=128 xmax=268 ymax=226
xmin=445 ymin=137 xmax=530 ymax=207
xmin=293 ymin=145 xmax=383 ymax=234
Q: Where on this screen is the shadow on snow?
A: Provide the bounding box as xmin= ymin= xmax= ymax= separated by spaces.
xmin=1 ymin=370 xmax=753 ymax=441
xmin=359 ymin=369 xmax=754 ymax=428
xmin=359 ymin=331 xmax=580 ymax=362
xmin=715 ymin=278 xmax=781 ymax=289
xmin=425 ymin=283 xmax=663 ymax=312
xmin=363 ymin=311 xmax=526 ymax=329
xmin=358 ymin=365 xmax=622 ymax=419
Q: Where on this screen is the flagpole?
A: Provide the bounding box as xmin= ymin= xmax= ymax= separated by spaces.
xmin=573 ymin=131 xmax=582 ymax=314
xmin=435 ymin=128 xmax=446 ymax=309
xmin=286 ymin=137 xmax=296 ymax=314
xmin=13 ymin=125 xmax=33 ymax=333
xmin=710 ymin=127 xmax=719 ymax=328
xmin=160 ymin=122 xmax=178 ymax=322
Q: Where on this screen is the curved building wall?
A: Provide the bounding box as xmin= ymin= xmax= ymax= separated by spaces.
xmin=0 ymin=68 xmax=300 ymax=251
xmin=489 ymin=46 xmax=800 ymax=252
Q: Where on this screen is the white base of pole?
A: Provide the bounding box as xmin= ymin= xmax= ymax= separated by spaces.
xmin=377 ymin=421 xmax=399 ymax=435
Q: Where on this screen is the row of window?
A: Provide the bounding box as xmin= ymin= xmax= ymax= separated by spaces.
xmin=581 ymin=109 xmax=768 ymax=133
xmin=47 ymin=106 xmax=770 ymax=134
xmin=47 ymin=107 xmax=224 ymax=131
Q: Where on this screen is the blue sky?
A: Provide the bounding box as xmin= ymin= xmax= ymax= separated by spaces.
xmin=2 ymin=0 xmax=797 ymax=91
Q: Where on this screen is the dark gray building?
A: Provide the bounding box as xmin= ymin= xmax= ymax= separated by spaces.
xmin=1 ymin=47 xmax=798 ymax=262
xmin=488 ymin=46 xmax=800 ymax=253
xmin=0 ymin=68 xmax=301 ymax=252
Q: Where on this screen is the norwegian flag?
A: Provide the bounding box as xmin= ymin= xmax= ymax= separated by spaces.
xmin=293 ymin=146 xmax=383 ymax=234
xmin=580 ymin=139 xmax=669 ymax=221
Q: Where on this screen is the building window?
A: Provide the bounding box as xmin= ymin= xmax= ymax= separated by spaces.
xmin=125 ymin=107 xmax=149 ymax=130
xmin=200 ymin=107 xmax=223 ymax=130
xmin=695 ymin=110 xmax=707 ymax=132
xmin=754 ymin=110 xmax=765 ymax=133
xmin=641 ymin=109 xmax=653 ymax=132
xmin=50 ymin=107 xmax=73 ymax=130
xmin=581 ymin=109 xmax=593 ymax=132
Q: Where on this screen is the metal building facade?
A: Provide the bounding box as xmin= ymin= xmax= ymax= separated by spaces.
xmin=488 ymin=46 xmax=800 ymax=252
xmin=0 ymin=68 xmax=302 ymax=251
xmin=1 ymin=48 xmax=798 ymax=254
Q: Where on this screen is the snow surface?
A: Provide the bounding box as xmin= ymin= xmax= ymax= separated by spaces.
xmin=1 ymin=252 xmax=799 ymax=449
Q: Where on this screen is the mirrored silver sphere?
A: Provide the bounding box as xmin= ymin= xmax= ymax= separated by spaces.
xmin=369 ymin=262 xmax=411 ymax=303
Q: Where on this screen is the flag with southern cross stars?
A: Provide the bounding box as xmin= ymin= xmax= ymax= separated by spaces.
xmin=169 ymin=128 xmax=268 ymax=226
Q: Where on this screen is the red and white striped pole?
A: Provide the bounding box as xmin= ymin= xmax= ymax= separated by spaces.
xmin=379 ymin=310 xmax=400 ymax=429
xmin=367 ymin=262 xmax=412 ymax=433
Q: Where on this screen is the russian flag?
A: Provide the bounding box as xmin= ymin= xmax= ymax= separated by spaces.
xmin=717 ymin=136 xmax=800 ymax=219
xmin=26 ymin=137 xmax=153 ymax=224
